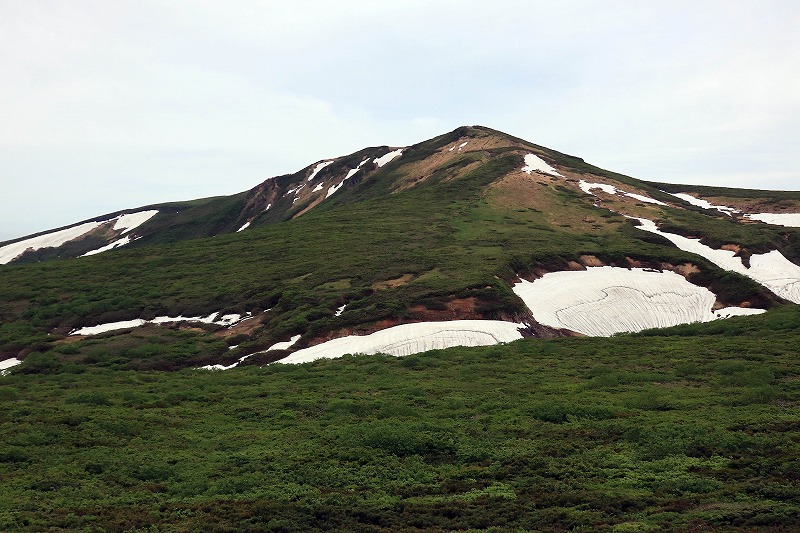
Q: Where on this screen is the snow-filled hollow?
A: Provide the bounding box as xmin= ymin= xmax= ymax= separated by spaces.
xmin=198 ymin=334 xmax=300 ymax=371
xmin=522 ymin=154 xmax=564 ymax=177
xmin=276 ymin=320 xmax=525 ymax=365
xmin=513 ymin=267 xmax=733 ymax=337
xmin=669 ymin=193 xmax=738 ymax=216
xmin=1 ymin=357 xmax=23 ymax=375
xmin=80 ymin=236 xmax=133 ymax=257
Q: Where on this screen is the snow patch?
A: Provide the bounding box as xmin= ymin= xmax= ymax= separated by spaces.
xmin=71 ymin=313 xmax=244 ymax=336
xmin=81 ymin=236 xmax=133 ymax=257
xmin=326 ymin=158 xmax=369 ymax=199
xmin=1 ymin=357 xmax=23 ymax=375
xmin=276 ymin=320 xmax=524 ymax=365
xmin=714 ymin=307 xmax=767 ymax=318
xmin=307 ymin=160 xmax=334 ymax=181
xmin=198 ymin=334 xmax=300 ymax=371
xmin=634 ymin=217 xmax=800 ymax=303
xmin=670 ymin=193 xmax=738 ymax=216
xmin=374 ymin=149 xmax=403 ymax=167
xmin=312 ymin=183 xmax=324 ymax=192
xmin=522 ymin=154 xmax=564 ymax=177
xmin=335 ymin=304 xmax=347 ymax=317
xmin=744 ymin=213 xmax=800 ymax=227
xmin=0 ymin=221 xmax=104 ymax=264
xmin=579 ymin=180 xmax=667 ymax=205
xmin=457 ymin=142 xmax=468 ymax=151
xmin=237 ymin=222 xmax=251 ymax=232
xmin=113 ymin=210 xmax=159 ymax=234
xmin=513 ymin=267 xmax=720 ymax=337
xmin=71 ymin=319 xmax=148 ymax=336
xmin=265 ymin=203 xmax=272 ymax=211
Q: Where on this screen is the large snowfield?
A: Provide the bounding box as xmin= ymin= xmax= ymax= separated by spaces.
xmin=513 ymin=267 xmax=725 ymax=337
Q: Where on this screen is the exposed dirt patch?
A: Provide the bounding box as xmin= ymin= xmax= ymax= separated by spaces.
xmin=673 ymin=263 xmax=701 ymax=277
xmin=721 ymin=244 xmax=741 ymax=253
xmin=407 ymin=297 xmax=481 ymax=321
xmin=217 ymin=313 xmax=268 ymax=338
xmin=580 ymin=255 xmax=604 ymax=267
xmin=371 ymin=273 xmax=414 ymax=290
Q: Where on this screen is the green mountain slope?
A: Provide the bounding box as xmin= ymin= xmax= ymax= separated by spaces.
xmin=1 ymin=126 xmax=799 ymax=369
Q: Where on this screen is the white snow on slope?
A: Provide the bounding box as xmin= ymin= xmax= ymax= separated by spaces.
xmin=327 ymin=158 xmax=369 ymax=199
xmin=744 ymin=213 xmax=800 ymax=227
xmin=513 ymin=267 xmax=719 ymax=337
xmin=237 ymin=222 xmax=251 ymax=232
xmin=71 ymin=319 xmax=147 ymax=336
xmin=669 ymin=193 xmax=738 ymax=216
xmin=335 ymin=304 xmax=347 ymax=317
xmin=277 ymin=320 xmax=524 ymax=365
xmin=1 ymin=357 xmax=23 ymax=375
xmin=374 ymin=149 xmax=403 ymax=167
xmin=199 ymin=334 xmax=300 ymax=371
xmin=113 ymin=210 xmax=159 ymax=234
xmin=81 ymin=236 xmax=133 ymax=257
xmin=312 ymin=183 xmax=324 ymax=192
xmin=714 ymin=307 xmax=767 ymax=318
xmin=71 ymin=313 xmax=244 ymax=336
xmin=579 ymin=180 xmax=667 ymax=206
xmin=458 ymin=142 xmax=468 ymax=151
xmin=634 ymin=217 xmax=800 ymax=303
xmin=0 ymin=221 xmax=104 ymax=264
xmin=522 ymin=154 xmax=564 ymax=177
xmin=307 ymin=160 xmax=334 ymax=181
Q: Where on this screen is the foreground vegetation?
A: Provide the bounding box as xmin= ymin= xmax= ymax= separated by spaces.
xmin=2 ymin=306 xmax=799 ymax=531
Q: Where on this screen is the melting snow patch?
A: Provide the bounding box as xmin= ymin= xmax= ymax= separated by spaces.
xmin=457 ymin=142 xmax=468 ymax=151
xmin=81 ymin=236 xmax=133 ymax=257
xmin=634 ymin=217 xmax=800 ymax=303
xmin=276 ymin=320 xmax=524 ymax=365
xmin=1 ymin=357 xmax=23 ymax=375
xmin=0 ymin=221 xmax=104 ymax=264
xmin=670 ymin=193 xmax=738 ymax=216
xmin=198 ymin=334 xmax=301 ymax=371
xmin=744 ymin=213 xmax=800 ymax=227
xmin=237 ymin=222 xmax=251 ymax=232
xmin=113 ymin=210 xmax=159 ymax=234
xmin=307 ymin=160 xmax=334 ymax=181
xmin=579 ymin=180 xmax=666 ymax=205
xmin=513 ymin=267 xmax=719 ymax=337
xmin=335 ymin=304 xmax=347 ymax=317
xmin=326 ymin=158 xmax=369 ymax=199
xmin=265 ymin=203 xmax=272 ymax=211
xmin=374 ymin=149 xmax=403 ymax=167
xmin=714 ymin=307 xmax=767 ymax=319
xmin=312 ymin=183 xmax=324 ymax=192
xmin=522 ymin=154 xmax=564 ymax=177
xmin=72 ymin=313 xmax=244 ymax=336
xmin=71 ymin=319 xmax=148 ymax=336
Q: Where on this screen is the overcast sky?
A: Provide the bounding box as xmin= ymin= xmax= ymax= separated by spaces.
xmin=2 ymin=1 xmax=799 ymax=241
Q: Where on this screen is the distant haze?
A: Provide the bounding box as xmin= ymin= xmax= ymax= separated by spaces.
xmin=1 ymin=1 xmax=799 ymax=241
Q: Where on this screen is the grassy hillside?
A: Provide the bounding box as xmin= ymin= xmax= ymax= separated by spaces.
xmin=3 ymin=307 xmax=800 ymax=531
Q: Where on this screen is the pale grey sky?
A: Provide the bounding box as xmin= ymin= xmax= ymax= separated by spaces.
xmin=2 ymin=1 xmax=799 ymax=241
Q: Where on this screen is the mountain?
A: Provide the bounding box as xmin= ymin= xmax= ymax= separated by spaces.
xmin=4 ymin=126 xmax=800 ymax=531
xmin=2 ymin=125 xmax=800 ymax=370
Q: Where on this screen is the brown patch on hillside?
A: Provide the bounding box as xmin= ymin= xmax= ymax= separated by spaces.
xmin=674 ymin=263 xmax=701 ymax=277
xmin=580 ymin=255 xmax=604 ymax=267
xmin=218 ymin=313 xmax=268 ymax=338
xmin=407 ymin=297 xmax=481 ymax=321
xmin=371 ymin=273 xmax=414 ymax=290
xmin=721 ymin=244 xmax=741 ymax=253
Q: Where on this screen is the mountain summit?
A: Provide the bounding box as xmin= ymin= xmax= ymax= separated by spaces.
xmin=1 ymin=126 xmax=800 ymax=370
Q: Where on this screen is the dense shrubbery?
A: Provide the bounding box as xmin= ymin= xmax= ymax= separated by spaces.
xmin=2 ymin=308 xmax=800 ymax=530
